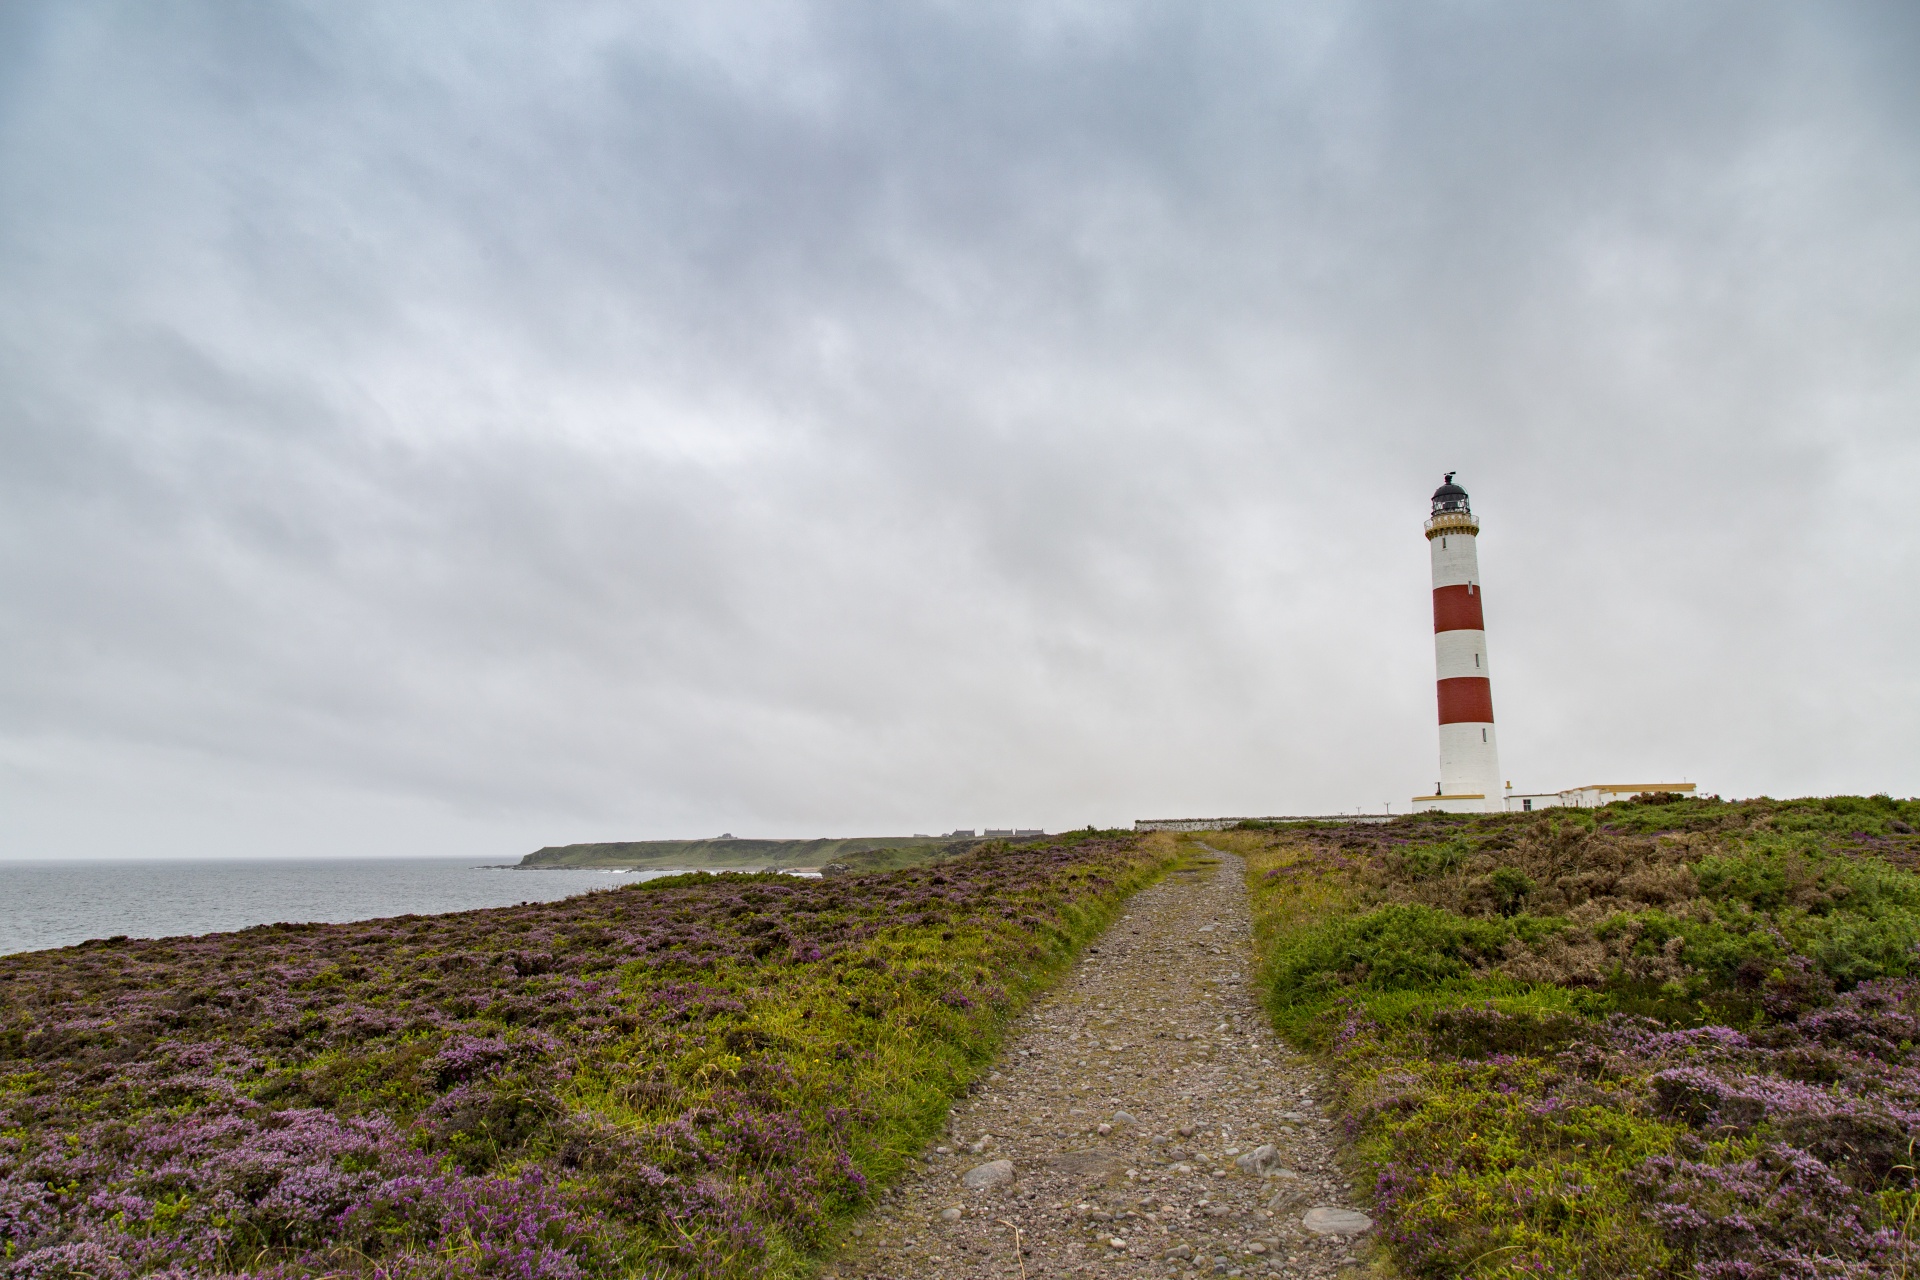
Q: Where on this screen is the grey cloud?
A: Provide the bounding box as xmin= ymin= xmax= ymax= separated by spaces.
xmin=2 ymin=0 xmax=1917 ymax=858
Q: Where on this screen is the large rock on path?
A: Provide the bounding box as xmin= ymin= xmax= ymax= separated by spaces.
xmin=961 ymin=1159 xmax=1014 ymax=1190
xmin=1303 ymin=1206 xmax=1374 ymax=1235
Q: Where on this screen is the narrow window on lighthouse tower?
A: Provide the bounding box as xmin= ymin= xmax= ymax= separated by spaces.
xmin=1482 ymin=728 xmax=1488 ymax=741
xmin=1475 ymin=653 xmax=1480 ymax=667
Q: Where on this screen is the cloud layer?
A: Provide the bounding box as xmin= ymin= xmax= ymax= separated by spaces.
xmin=3 ymin=1 xmax=1917 ymax=858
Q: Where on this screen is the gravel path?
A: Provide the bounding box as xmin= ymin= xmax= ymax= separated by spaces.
xmin=825 ymin=844 xmax=1373 ymax=1279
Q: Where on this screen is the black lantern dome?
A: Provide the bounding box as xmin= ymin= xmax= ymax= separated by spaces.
xmin=1431 ymin=472 xmax=1470 ymax=515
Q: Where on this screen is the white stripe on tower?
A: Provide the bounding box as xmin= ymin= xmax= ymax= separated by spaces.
xmin=1426 ymin=473 xmax=1501 ymax=811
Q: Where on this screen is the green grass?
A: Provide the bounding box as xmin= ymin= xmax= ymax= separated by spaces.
xmin=1220 ymin=795 xmax=1920 ymax=1278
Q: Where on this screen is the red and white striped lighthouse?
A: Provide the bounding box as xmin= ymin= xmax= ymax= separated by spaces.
xmin=1416 ymin=474 xmax=1502 ymax=813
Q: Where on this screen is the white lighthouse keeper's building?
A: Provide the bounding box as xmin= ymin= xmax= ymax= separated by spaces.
xmin=1414 ymin=475 xmax=1502 ymax=813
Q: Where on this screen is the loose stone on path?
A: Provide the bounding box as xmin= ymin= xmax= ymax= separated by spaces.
xmin=825 ymin=845 xmax=1373 ymax=1279
xmin=1301 ymin=1208 xmax=1374 ymax=1237
xmin=962 ymin=1160 xmax=1015 ymax=1191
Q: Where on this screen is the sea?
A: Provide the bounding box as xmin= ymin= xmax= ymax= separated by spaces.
xmin=0 ymin=858 xmax=696 ymax=957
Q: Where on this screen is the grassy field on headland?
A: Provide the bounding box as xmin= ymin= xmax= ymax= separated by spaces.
xmin=0 ymin=832 xmax=1174 ymax=1280
xmin=1220 ymin=795 xmax=1920 ymax=1278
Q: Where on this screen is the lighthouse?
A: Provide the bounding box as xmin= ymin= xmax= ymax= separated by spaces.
xmin=1414 ymin=474 xmax=1502 ymax=813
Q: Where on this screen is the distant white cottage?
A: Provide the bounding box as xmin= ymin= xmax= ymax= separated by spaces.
xmin=1503 ymin=782 xmax=1698 ymax=812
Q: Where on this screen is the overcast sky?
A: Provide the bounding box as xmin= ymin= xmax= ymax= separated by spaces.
xmin=3 ymin=2 xmax=1917 ymax=860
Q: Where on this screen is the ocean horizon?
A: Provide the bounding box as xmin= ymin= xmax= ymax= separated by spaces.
xmin=0 ymin=857 xmax=689 ymax=956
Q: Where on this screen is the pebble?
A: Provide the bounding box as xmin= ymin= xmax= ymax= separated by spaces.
xmin=1233 ymin=1143 xmax=1281 ymax=1174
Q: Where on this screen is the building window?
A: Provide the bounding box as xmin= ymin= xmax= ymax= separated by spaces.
xmin=1523 ymin=798 xmax=1533 ymax=811
xmin=1474 ymin=653 xmax=1480 ymax=668
xmin=1481 ymin=728 xmax=1487 ymax=741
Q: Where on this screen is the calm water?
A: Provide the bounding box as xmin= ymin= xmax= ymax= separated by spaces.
xmin=0 ymin=859 xmax=687 ymax=956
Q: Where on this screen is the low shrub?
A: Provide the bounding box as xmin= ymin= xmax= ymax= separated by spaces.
xmin=1229 ymin=797 xmax=1920 ymax=1279
xmin=0 ymin=834 xmax=1174 ymax=1279
xmin=1267 ymin=904 xmax=1560 ymax=1004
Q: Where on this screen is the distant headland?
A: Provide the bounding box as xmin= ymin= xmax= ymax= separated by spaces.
xmin=515 ymin=832 xmax=1046 ymax=874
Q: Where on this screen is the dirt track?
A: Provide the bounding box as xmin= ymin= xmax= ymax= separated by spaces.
xmin=825 ymin=844 xmax=1372 ymax=1279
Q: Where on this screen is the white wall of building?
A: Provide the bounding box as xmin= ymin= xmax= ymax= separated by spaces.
xmin=1504 ymin=783 xmax=1697 ymax=811
xmin=1414 ymin=794 xmax=1493 ymax=814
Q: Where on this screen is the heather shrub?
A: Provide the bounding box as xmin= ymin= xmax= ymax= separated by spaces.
xmin=1484 ymin=866 xmax=1534 ymax=916
xmin=1420 ymin=1001 xmax=1589 ymax=1059
xmin=1362 ymin=1060 xmax=1681 ymax=1278
xmin=1398 ymin=836 xmax=1472 ymax=879
xmin=0 ymin=833 xmax=1174 ymax=1280
xmin=1266 ymin=904 xmax=1560 ymax=1004
xmin=1227 ymin=797 xmax=1920 ymax=1279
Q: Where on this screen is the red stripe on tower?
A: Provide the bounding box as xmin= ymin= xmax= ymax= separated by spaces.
xmin=1432 ymin=584 xmax=1485 ymax=632
xmin=1437 ymin=677 xmax=1495 ymax=724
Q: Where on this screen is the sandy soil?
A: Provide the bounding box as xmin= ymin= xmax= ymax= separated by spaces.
xmin=825 ymin=845 xmax=1373 ymax=1279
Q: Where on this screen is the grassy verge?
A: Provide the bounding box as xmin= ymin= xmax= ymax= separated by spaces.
xmin=1227 ymin=796 xmax=1920 ymax=1278
xmin=0 ymin=832 xmax=1175 ymax=1280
